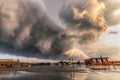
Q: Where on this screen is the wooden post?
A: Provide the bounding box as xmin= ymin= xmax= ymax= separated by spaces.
xmin=106 ymin=58 xmax=111 ymax=70
xmin=112 ymin=61 xmax=116 ymax=70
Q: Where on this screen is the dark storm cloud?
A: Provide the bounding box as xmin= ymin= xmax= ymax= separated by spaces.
xmin=0 ymin=0 xmax=119 ymax=59
xmin=0 ymin=0 xmax=81 ymax=59
xmin=0 ymin=0 xmax=64 ymax=58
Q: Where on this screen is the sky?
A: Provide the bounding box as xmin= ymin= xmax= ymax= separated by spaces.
xmin=0 ymin=0 xmax=120 ymax=62
xmin=98 ymin=25 xmax=120 ymax=47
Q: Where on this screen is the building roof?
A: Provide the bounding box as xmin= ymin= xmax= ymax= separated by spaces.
xmin=85 ymin=57 xmax=109 ymax=61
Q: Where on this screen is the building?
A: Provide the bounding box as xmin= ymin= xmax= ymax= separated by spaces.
xmin=0 ymin=59 xmax=32 ymax=68
xmin=84 ymin=56 xmax=111 ymax=70
xmin=85 ymin=56 xmax=109 ymax=66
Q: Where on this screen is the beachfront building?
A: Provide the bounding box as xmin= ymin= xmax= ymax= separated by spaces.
xmin=85 ymin=57 xmax=109 ymax=66
xmin=0 ymin=59 xmax=32 ymax=68
xmin=85 ymin=56 xmax=111 ymax=70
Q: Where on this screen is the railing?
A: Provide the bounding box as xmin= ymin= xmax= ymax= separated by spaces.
xmin=90 ymin=61 xmax=120 ymax=66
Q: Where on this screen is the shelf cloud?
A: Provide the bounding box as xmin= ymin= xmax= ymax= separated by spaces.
xmin=0 ymin=0 xmax=120 ymax=60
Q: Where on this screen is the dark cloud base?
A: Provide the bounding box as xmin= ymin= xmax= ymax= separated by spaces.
xmin=0 ymin=0 xmax=120 ymax=59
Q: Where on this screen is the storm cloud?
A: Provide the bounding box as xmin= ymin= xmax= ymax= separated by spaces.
xmin=0 ymin=0 xmax=63 ymax=58
xmin=58 ymin=0 xmax=120 ymax=58
xmin=0 ymin=0 xmax=120 ymax=60
xmin=102 ymin=0 xmax=120 ymax=26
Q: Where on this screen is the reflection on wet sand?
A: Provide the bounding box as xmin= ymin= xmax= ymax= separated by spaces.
xmin=0 ymin=66 xmax=88 ymax=80
xmin=0 ymin=66 xmax=120 ymax=80
xmin=0 ymin=71 xmax=17 ymax=78
xmin=0 ymin=71 xmax=35 ymax=80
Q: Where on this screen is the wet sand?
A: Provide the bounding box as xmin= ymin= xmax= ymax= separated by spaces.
xmin=0 ymin=66 xmax=120 ymax=80
xmin=0 ymin=65 xmax=89 ymax=73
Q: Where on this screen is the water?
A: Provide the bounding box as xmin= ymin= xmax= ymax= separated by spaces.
xmin=0 ymin=66 xmax=120 ymax=80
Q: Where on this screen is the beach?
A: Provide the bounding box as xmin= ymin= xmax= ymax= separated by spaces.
xmin=0 ymin=66 xmax=120 ymax=80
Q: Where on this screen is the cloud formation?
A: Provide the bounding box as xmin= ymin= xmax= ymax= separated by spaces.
xmin=0 ymin=0 xmax=63 ymax=58
xmin=0 ymin=0 xmax=120 ymax=60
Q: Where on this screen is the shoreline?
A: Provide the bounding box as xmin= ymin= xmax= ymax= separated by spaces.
xmin=0 ymin=66 xmax=89 ymax=73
